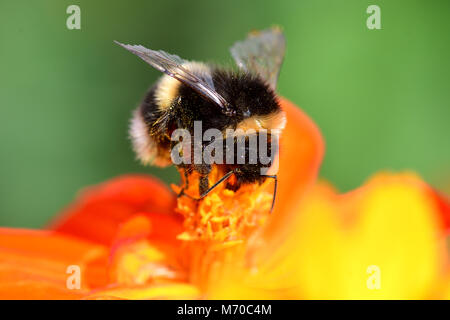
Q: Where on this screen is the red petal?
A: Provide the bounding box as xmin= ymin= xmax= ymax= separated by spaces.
xmin=49 ymin=175 xmax=180 ymax=246
xmin=428 ymin=188 xmax=450 ymax=232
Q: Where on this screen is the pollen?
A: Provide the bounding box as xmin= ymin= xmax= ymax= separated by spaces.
xmin=172 ymin=167 xmax=273 ymax=244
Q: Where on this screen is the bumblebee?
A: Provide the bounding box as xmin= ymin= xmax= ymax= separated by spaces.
xmin=116 ymin=27 xmax=286 ymax=210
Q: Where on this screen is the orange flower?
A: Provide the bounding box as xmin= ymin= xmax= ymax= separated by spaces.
xmin=0 ymin=98 xmax=448 ymax=299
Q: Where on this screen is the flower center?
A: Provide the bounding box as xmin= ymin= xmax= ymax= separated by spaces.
xmin=172 ymin=166 xmax=273 ymax=244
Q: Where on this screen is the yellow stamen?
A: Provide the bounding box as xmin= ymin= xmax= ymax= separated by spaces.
xmin=172 ymin=166 xmax=273 ymax=243
xmin=171 ymin=166 xmax=274 ymax=293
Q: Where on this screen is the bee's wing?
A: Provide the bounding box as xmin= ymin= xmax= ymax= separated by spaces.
xmin=115 ymin=41 xmax=233 ymax=115
xmin=230 ymin=27 xmax=286 ymax=90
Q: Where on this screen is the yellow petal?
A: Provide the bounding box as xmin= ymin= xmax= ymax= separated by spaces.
xmin=286 ymin=173 xmax=448 ymax=299
xmin=218 ymin=173 xmax=448 ymax=299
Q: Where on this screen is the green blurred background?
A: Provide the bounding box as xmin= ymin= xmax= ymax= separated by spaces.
xmin=0 ymin=0 xmax=449 ymax=228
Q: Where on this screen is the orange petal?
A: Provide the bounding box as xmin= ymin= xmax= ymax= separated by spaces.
xmin=249 ymin=97 xmax=324 ymax=259
xmin=111 ymin=212 xmax=183 ymax=248
xmin=108 ymin=215 xmax=185 ymax=286
xmin=109 ymin=238 xmax=186 ymax=286
xmin=49 ymin=175 xmax=180 ymax=245
xmin=0 ymin=228 xmax=109 ymax=299
xmin=277 ymin=96 xmax=324 ymax=204
xmin=85 ymin=283 xmax=200 ymax=300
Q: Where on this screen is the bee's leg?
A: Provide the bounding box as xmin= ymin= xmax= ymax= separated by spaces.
xmin=262 ymin=175 xmax=278 ymax=213
xmin=196 ymin=162 xmax=211 ymax=196
xmin=181 ymin=170 xmax=236 ymax=201
xmin=176 ymin=168 xmax=191 ymax=198
xmin=199 ymin=175 xmax=209 ymax=196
